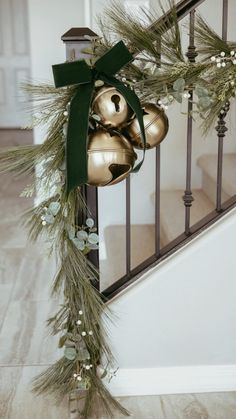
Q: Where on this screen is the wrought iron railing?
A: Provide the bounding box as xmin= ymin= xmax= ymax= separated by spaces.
xmin=62 ymin=0 xmax=236 ymax=300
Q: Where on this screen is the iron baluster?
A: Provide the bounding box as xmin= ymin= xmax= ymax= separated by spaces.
xmin=126 ymin=176 xmax=131 ymax=276
xmin=155 ymin=145 xmax=161 ymax=256
xmin=183 ymin=10 xmax=197 ymax=235
xmin=216 ymin=0 xmax=229 ymax=212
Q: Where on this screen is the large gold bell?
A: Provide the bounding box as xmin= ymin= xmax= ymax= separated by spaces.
xmin=92 ymin=86 xmax=133 ymax=128
xmin=127 ymin=103 xmax=169 ymax=149
xmin=87 ymin=128 xmax=137 ymax=187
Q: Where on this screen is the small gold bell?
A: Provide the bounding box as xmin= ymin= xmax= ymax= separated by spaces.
xmin=92 ymin=86 xmax=133 ymax=128
xmin=87 ymin=128 xmax=137 ymax=187
xmin=126 ymin=103 xmax=169 ymax=149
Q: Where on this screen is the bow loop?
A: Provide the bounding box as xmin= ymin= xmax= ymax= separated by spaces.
xmin=94 ymin=41 xmax=134 ymax=76
xmin=53 ymin=60 xmax=92 ymax=88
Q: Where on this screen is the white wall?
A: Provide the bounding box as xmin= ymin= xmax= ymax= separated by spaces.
xmin=28 ymin=0 xmax=85 ymax=144
xmin=105 ymin=208 xmax=236 ymax=390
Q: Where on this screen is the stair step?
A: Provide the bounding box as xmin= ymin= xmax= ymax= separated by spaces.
xmin=100 ymin=224 xmax=157 ymax=291
xmin=100 ymin=189 xmax=214 ymax=290
xmin=197 ymin=154 xmax=236 ymax=202
xmin=160 ymin=189 xmax=214 ymax=245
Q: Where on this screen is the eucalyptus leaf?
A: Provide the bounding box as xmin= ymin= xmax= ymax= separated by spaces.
xmin=195 ymin=85 xmax=209 ymax=98
xmin=161 ymin=96 xmax=169 ymax=105
xmin=199 ymin=96 xmax=211 ymax=109
xmin=86 ymin=218 xmax=94 ymax=228
xmin=63 ymin=123 xmax=68 ymax=136
xmin=95 ymin=80 xmax=105 ymax=87
xmin=173 ymin=78 xmax=185 ymax=92
xmin=44 ymin=213 xmax=55 ymax=224
xmin=92 ymin=114 xmax=101 ymax=121
xmin=88 ymin=233 xmax=99 ymax=244
xmin=67 ymin=226 xmax=76 ymax=240
xmin=77 ymin=348 xmax=90 ymax=361
xmin=173 ymin=91 xmax=183 ymax=103
xmin=77 ymin=381 xmax=89 ymax=391
xmin=59 ymin=160 xmax=66 ymax=171
xmin=64 ymin=347 xmax=77 ymax=360
xmin=48 ymin=201 xmax=61 ymax=216
xmin=77 ymin=230 xmax=88 ymax=240
xmin=72 ymin=238 xmax=85 ymax=251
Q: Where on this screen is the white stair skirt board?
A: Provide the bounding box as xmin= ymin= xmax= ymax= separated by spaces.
xmin=105 ymin=365 xmax=236 ymax=397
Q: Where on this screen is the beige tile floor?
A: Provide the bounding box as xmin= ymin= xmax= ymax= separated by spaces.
xmin=1 ymin=130 xmax=236 ymax=418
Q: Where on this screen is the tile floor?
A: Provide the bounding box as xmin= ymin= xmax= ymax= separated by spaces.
xmin=1 ymin=130 xmax=236 ymax=418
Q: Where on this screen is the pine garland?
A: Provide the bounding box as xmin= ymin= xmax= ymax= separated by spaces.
xmin=98 ymin=1 xmax=236 ymax=132
xmin=0 ymin=84 xmax=129 ymax=418
xmin=2 ymin=2 xmax=236 ymax=418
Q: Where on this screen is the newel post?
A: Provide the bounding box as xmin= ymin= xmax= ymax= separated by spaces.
xmin=61 ymin=28 xmax=100 ymax=275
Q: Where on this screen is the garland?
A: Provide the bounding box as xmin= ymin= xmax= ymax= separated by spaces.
xmin=1 ymin=2 xmax=236 ymax=418
xmin=98 ymin=2 xmax=236 ymax=132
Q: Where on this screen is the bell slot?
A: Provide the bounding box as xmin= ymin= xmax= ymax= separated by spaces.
xmin=111 ymin=94 xmax=121 ymax=113
xmin=109 ymin=163 xmax=130 ymax=182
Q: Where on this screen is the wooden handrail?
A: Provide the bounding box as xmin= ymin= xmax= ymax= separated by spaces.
xmin=148 ymin=0 xmax=206 ymax=33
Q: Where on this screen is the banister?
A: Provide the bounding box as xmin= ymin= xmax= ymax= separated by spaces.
xmin=148 ymin=0 xmax=206 ymax=33
xmin=101 ymin=0 xmax=236 ymax=301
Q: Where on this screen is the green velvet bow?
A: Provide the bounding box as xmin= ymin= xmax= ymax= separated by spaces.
xmin=52 ymin=41 xmax=146 ymax=194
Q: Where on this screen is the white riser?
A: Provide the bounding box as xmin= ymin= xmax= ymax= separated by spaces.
xmin=106 ymin=365 xmax=236 ymax=397
xmin=202 ymin=172 xmax=230 ymax=204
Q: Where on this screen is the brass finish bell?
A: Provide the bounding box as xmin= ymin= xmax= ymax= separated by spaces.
xmin=87 ymin=128 xmax=137 ymax=187
xmin=92 ymin=86 xmax=134 ymax=128
xmin=127 ymin=103 xmax=169 ymax=149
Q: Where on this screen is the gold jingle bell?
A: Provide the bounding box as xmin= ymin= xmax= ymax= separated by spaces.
xmin=127 ymin=103 xmax=169 ymax=149
xmin=92 ymin=86 xmax=134 ymax=128
xmin=87 ymin=128 xmax=137 ymax=187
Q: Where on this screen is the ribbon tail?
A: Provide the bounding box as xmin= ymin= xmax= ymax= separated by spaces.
xmin=100 ymin=75 xmax=146 ymax=173
xmin=66 ymin=82 xmax=94 ymax=195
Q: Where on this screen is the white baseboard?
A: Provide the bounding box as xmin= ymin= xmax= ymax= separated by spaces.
xmin=105 ymin=365 xmax=236 ymax=397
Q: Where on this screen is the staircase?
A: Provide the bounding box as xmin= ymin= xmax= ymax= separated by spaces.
xmin=89 ymin=0 xmax=236 ymax=300
xmin=100 ymin=153 xmax=236 ymax=290
xmin=58 ymin=0 xmax=236 ymax=299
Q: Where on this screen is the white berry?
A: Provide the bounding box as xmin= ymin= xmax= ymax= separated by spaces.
xmin=82 ymin=331 xmax=86 ymax=336
xmin=77 ymin=320 xmax=82 ymax=325
xmin=233 ymin=59 xmax=236 ymax=65
xmin=42 ymin=221 xmax=47 ymax=226
xmin=63 ymin=111 xmax=68 ymax=116
xmin=88 ymin=331 xmax=93 ymax=335
xmin=220 ymin=51 xmax=225 ymax=57
xmin=221 ymin=62 xmax=226 ymax=67
xmin=217 ymin=63 xmax=222 ymax=68
xmin=77 ymin=376 xmax=82 ymax=381
xmin=231 ymin=51 xmax=235 ymax=56
xmin=85 ymin=365 xmax=90 ymax=370
xmin=211 ymin=56 xmax=216 ymax=62
xmin=79 ymin=310 xmax=83 ymax=315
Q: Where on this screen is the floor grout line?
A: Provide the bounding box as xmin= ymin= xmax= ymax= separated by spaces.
xmin=0 ymin=363 xmax=55 ymax=368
